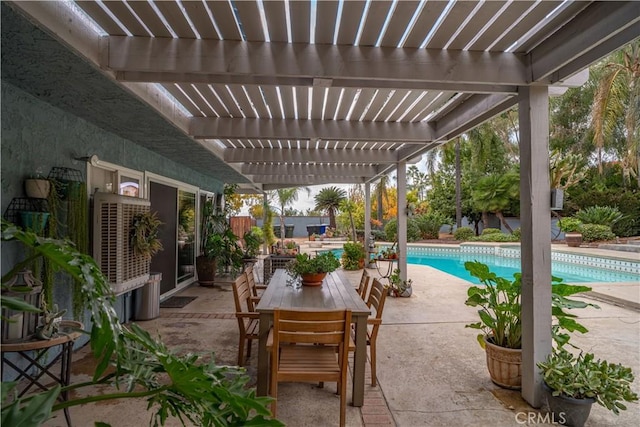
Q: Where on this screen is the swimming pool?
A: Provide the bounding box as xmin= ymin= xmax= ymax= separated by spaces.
xmin=327 ymin=245 xmax=640 ymax=284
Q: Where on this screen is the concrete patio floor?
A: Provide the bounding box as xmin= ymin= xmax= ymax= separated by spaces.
xmin=43 ymin=243 xmax=639 ymax=426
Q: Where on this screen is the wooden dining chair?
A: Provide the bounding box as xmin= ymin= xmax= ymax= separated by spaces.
xmin=349 ymin=278 xmax=387 ymax=387
xmin=245 ymin=264 xmax=267 ymax=300
xmin=357 ymin=269 xmax=371 ymax=300
xmin=232 ymin=273 xmax=260 ymax=366
xmin=270 ymin=308 xmax=352 ymax=427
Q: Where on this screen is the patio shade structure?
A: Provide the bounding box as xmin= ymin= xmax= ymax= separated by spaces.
xmin=3 ymin=0 xmax=639 ymax=409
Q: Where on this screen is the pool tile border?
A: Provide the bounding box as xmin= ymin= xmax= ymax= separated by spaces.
xmin=376 ymin=243 xmax=640 ymax=276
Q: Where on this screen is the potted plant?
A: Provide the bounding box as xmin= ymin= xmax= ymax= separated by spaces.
xmin=388 ymin=268 xmax=412 ymax=297
xmin=24 ymin=167 xmax=50 ymax=199
xmin=242 ymin=226 xmax=264 ymax=260
xmin=341 ymin=241 xmax=366 ymax=270
xmin=286 ymin=252 xmax=341 ymax=286
xmin=558 ymin=217 xmax=584 ymax=247
xmin=538 ymin=348 xmax=638 ymax=426
xmin=464 ymin=261 xmax=597 ymax=389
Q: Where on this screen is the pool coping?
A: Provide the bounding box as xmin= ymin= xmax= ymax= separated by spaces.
xmin=372 ymin=242 xmax=640 ymax=275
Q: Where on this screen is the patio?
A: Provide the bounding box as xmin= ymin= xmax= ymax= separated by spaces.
xmin=43 ymin=244 xmax=639 ymax=427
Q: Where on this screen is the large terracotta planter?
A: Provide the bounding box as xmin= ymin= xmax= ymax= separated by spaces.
xmin=565 ymin=232 xmax=583 ymax=247
xmin=301 ymin=272 xmax=327 ymax=286
xmin=195 ymin=256 xmax=216 ymax=287
xmin=484 ymin=336 xmax=522 ymax=389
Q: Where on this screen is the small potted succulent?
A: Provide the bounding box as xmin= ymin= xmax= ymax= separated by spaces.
xmin=388 ymin=268 xmax=412 ymax=297
xmin=286 ymin=252 xmax=341 ymax=286
xmin=538 ymin=348 xmax=638 ymax=426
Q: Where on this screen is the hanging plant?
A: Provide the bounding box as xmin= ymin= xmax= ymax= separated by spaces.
xmin=130 ymin=212 xmax=163 ymax=259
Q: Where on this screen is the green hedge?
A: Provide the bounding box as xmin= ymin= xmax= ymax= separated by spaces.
xmin=453 ymin=227 xmax=475 ymax=241
xmin=581 ymin=224 xmax=616 ymax=243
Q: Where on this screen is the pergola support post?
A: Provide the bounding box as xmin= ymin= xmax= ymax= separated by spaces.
xmin=518 ymin=85 xmax=552 ymax=407
xmin=364 ymin=183 xmax=372 ymax=264
xmin=397 ymin=161 xmax=407 ymax=282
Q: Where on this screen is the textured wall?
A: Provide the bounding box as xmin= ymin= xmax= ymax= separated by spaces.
xmin=0 ymin=81 xmax=227 ymax=351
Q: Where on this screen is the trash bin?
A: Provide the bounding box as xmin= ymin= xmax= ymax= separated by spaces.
xmin=134 ymin=272 xmax=162 ymax=320
xmin=285 ymin=224 xmax=294 ymax=238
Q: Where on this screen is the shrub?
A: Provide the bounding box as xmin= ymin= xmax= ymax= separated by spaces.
xmin=581 ymin=224 xmax=616 ymax=243
xmin=453 ymin=227 xmax=475 ymax=241
xmin=384 ymin=218 xmax=421 ymax=242
xmin=575 ymin=205 xmax=624 ymax=227
xmin=371 ymin=229 xmax=386 ymax=241
xmin=558 ymin=217 xmax=583 ymax=233
xmin=567 ymin=190 xmax=639 ymax=237
xmin=472 ymin=233 xmax=518 ymax=242
xmin=511 ymin=228 xmax=521 ymax=240
xmin=481 ymin=228 xmax=502 ymax=235
xmin=414 ymin=212 xmax=452 ymax=239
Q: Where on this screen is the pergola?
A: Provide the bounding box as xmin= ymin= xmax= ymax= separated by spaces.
xmin=4 ymin=0 xmax=639 ymax=408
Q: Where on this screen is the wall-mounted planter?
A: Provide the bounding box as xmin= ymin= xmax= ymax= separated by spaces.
xmin=24 ymin=179 xmax=50 ymax=199
xmin=19 ymin=211 xmax=50 ymax=234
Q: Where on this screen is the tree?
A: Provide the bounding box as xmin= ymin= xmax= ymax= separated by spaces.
xmin=472 ymin=173 xmax=520 ymax=232
xmin=373 ymin=176 xmax=392 ymax=223
xmin=591 ymin=41 xmax=640 ymax=187
xmin=407 ymin=165 xmax=429 ymax=201
xmin=314 ymin=186 xmax=347 ymax=229
xmin=270 ymin=187 xmax=309 ymax=243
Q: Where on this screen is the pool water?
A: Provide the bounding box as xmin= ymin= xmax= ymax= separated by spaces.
xmin=328 ymin=249 xmax=639 ymax=284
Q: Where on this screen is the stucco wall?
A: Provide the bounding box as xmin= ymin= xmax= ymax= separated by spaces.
xmin=1 ymin=81 xmax=225 ymax=351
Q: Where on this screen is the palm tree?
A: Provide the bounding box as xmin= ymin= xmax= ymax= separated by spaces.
xmin=270 ymin=188 xmax=309 ymax=243
xmin=472 ymin=173 xmax=519 ymax=232
xmin=314 ymin=186 xmax=346 ymax=229
xmin=591 ymin=42 xmax=640 ymax=186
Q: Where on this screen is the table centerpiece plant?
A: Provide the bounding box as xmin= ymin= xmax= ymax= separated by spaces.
xmin=286 ymin=252 xmax=341 ymax=286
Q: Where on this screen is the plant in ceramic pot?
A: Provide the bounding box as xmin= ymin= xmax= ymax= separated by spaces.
xmin=537 ymin=348 xmax=638 ymax=426
xmin=558 ymin=217 xmax=584 ymax=247
xmin=24 ymin=167 xmax=51 ymax=199
xmin=341 ymin=241 xmax=366 ymax=270
xmin=242 ymin=226 xmax=264 ymax=259
xmin=388 ymin=268 xmax=413 ymax=297
xmin=464 ymin=261 xmax=597 ymax=389
xmin=286 ymin=252 xmax=341 ymax=286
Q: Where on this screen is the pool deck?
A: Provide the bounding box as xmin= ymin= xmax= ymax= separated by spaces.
xmin=41 ymin=241 xmax=639 ymax=427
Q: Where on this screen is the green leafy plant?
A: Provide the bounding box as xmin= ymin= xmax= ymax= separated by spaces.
xmin=558 ymin=217 xmax=583 ymax=233
xmin=471 ymin=232 xmax=519 ymax=242
xmin=242 ymin=226 xmax=264 ymax=258
xmin=453 ymin=227 xmax=475 ymax=241
xmin=538 ymin=348 xmax=638 ymax=415
xmin=1 ymin=220 xmax=282 ymax=426
xmin=130 ymin=211 xmax=163 ymax=259
xmin=574 ymin=205 xmax=624 ymax=227
xmin=341 ymin=241 xmax=365 ymax=270
xmin=481 ymin=228 xmax=502 ymax=235
xmin=286 ymin=252 xmax=341 ymax=277
xmin=581 ymin=224 xmax=617 ymax=242
xmin=388 ymin=268 xmax=412 ymax=296
xmin=413 ymin=212 xmax=452 ymax=239
xmin=464 ymin=261 xmax=598 ymax=349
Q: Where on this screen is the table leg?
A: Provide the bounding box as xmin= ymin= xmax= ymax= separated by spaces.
xmin=257 ymin=312 xmax=271 ymax=396
xmin=352 ymin=315 xmax=366 ymax=407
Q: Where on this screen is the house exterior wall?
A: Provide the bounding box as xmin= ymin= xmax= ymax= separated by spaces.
xmin=1 ymin=81 xmax=224 ymax=348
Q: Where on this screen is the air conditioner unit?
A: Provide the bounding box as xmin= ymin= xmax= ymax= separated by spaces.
xmin=93 ymin=192 xmax=150 ymax=295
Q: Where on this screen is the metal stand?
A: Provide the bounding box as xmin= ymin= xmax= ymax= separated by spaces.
xmin=375 ymin=258 xmax=399 ymax=281
xmin=1 ymin=321 xmax=82 ymax=427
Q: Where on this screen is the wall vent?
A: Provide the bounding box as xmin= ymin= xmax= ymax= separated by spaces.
xmin=93 ymin=192 xmax=150 ymax=295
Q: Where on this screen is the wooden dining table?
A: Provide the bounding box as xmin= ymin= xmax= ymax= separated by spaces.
xmin=255 ymin=269 xmax=371 ymax=406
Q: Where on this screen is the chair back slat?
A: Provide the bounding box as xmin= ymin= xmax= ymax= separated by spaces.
xmin=357 ymin=270 xmax=371 ymax=300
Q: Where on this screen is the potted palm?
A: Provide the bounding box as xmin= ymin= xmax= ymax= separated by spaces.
xmin=538 ymin=348 xmax=638 ymax=426
xmin=286 ymin=252 xmax=341 ymax=286
xmin=464 ymin=261 xmax=597 ymax=389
